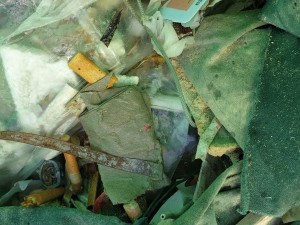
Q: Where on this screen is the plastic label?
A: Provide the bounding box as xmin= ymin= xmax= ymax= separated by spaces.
xmin=161 ymin=0 xmax=207 ymax=23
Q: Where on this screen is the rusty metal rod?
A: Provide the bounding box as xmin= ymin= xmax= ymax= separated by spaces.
xmin=0 ymin=131 xmax=160 ymax=178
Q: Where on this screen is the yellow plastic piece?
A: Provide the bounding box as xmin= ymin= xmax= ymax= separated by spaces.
xmin=68 ymin=52 xmax=107 ymax=84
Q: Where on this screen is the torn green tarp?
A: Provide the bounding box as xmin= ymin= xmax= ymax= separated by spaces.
xmin=261 ymin=0 xmax=300 ymax=38
xmin=178 ymin=10 xmax=268 ymax=149
xmin=0 ymin=206 xmax=128 ymax=225
xmin=175 ymin=8 xmax=300 ymax=216
xmin=80 ymin=86 xmax=168 ymax=204
xmin=240 ymin=28 xmax=300 ymax=216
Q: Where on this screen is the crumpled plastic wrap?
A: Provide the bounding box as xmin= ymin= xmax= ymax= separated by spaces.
xmin=0 ymin=0 xmax=157 ymax=196
xmin=0 ymin=44 xmax=80 ymax=193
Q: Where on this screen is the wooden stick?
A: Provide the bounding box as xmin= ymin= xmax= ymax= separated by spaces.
xmin=0 ymin=131 xmax=159 ymax=177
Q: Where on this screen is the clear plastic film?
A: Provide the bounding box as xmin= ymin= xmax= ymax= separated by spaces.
xmin=0 ymin=0 xmax=158 ymax=195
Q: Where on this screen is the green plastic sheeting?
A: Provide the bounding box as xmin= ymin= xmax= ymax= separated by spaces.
xmin=80 ymin=87 xmax=168 ymax=204
xmin=241 ymin=28 xmax=300 ymax=216
xmin=0 ymin=206 xmax=128 ymax=225
xmin=178 ymin=10 xmax=268 ymax=149
xmin=261 ymin=0 xmax=300 ymax=38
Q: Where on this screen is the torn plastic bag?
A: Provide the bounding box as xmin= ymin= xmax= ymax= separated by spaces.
xmin=80 ymin=85 xmax=169 ymax=204
xmin=0 ymin=43 xmax=80 ymax=195
xmin=2 ymin=0 xmax=154 ymax=73
xmin=0 ymin=0 xmax=39 ymax=41
xmin=0 ymin=0 xmax=155 ymax=197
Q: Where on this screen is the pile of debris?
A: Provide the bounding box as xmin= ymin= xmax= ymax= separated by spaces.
xmin=0 ymin=0 xmax=299 ymax=224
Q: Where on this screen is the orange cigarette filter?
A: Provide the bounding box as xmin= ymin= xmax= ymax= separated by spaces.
xmin=64 ymin=153 xmax=82 ymax=193
xmin=106 ymin=75 xmax=118 ymax=89
xmin=68 ymin=52 xmax=107 ymax=84
xmin=22 ymin=187 xmax=65 ymax=207
xmin=60 ymin=134 xmax=82 ymax=193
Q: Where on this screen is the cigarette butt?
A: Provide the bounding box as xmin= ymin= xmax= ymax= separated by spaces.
xmin=106 ymin=75 xmax=118 ymax=89
xmin=123 ymin=200 xmax=142 ymax=222
xmin=106 ymin=75 xmax=139 ymax=88
xmin=60 ymin=135 xmax=83 ymax=193
xmin=64 ymin=153 xmax=82 ymax=193
xmin=22 ymin=187 xmax=65 ymax=207
xmin=68 ymin=52 xmax=107 ymax=84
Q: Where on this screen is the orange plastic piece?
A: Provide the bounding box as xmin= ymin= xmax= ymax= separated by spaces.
xmin=68 ymin=52 xmax=107 ymax=84
xmin=22 ymin=187 xmax=65 ymax=207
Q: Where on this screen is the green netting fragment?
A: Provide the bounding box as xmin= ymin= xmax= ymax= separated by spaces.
xmin=241 ymin=28 xmax=300 ymax=216
xmin=0 ymin=206 xmax=128 ymax=225
xmin=261 ymin=0 xmax=300 ymax=38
